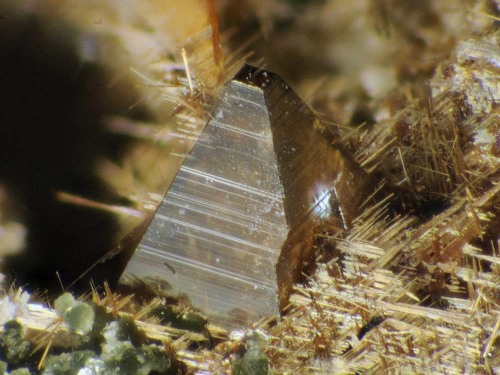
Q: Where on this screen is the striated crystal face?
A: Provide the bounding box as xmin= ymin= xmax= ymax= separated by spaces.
xmin=120 ymin=65 xmax=369 ymax=328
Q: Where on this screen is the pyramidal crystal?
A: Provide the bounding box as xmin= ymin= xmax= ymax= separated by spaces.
xmin=120 ymin=65 xmax=370 ymax=328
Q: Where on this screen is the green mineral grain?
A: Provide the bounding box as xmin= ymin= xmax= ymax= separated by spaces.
xmin=91 ymin=305 xmax=114 ymax=334
xmin=100 ymin=319 xmax=177 ymax=375
xmin=0 ymin=321 xmax=32 ymax=367
xmin=232 ymin=331 xmax=270 ymax=375
xmin=65 ymin=303 xmax=95 ymax=335
xmin=54 ymin=294 xmax=95 ymax=335
xmin=46 ymin=294 xmax=179 ymax=375
xmin=54 ymin=294 xmax=76 ymax=317
xmin=115 ymin=318 xmax=143 ymax=347
xmin=150 ymin=306 xmax=207 ymax=333
xmin=232 ymin=349 xmax=269 ymax=375
xmin=119 ymin=346 xmax=175 ymax=375
xmin=9 ymin=369 xmax=31 ymax=375
xmin=43 ymin=350 xmax=96 ymax=375
xmin=137 ymin=346 xmax=175 ymax=375
xmin=102 ymin=339 xmax=175 ymax=374
xmin=178 ymin=312 xmax=207 ymax=333
xmin=102 ymin=342 xmax=139 ymax=375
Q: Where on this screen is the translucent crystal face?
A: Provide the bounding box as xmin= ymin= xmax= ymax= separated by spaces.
xmin=122 ymin=74 xmax=287 ymax=327
xmin=120 ymin=65 xmax=369 ymax=328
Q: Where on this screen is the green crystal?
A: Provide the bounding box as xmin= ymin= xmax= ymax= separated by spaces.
xmin=115 ymin=318 xmax=143 ymax=348
xmin=9 ymin=369 xmax=31 ymax=375
xmin=43 ymin=350 xmax=96 ymax=375
xmin=101 ymin=321 xmax=174 ymax=375
xmin=65 ymin=303 xmax=95 ymax=335
xmin=54 ymin=294 xmax=76 ymax=317
xmin=150 ymin=306 xmax=207 ymax=333
xmin=232 ymin=349 xmax=269 ymax=375
xmin=232 ymin=331 xmax=270 ymax=375
xmin=54 ymin=293 xmax=94 ymax=334
xmin=0 ymin=321 xmax=32 ymax=367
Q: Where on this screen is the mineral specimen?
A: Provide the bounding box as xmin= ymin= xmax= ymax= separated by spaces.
xmin=54 ymin=293 xmax=95 ymax=335
xmin=120 ymin=65 xmax=370 ymax=328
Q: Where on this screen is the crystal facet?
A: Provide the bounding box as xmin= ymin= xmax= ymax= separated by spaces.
xmin=120 ymin=65 xmax=369 ymax=328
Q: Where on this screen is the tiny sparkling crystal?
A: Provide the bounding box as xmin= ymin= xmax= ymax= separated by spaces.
xmin=120 ymin=65 xmax=369 ymax=328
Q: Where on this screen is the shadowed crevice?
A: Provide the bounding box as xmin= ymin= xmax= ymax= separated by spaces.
xmin=0 ymin=12 xmax=153 ymax=297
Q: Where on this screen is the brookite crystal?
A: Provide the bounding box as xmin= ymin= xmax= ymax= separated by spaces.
xmin=120 ymin=65 xmax=370 ymax=328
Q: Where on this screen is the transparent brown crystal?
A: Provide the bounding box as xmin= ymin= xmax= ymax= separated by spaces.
xmin=120 ymin=65 xmax=369 ymax=328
